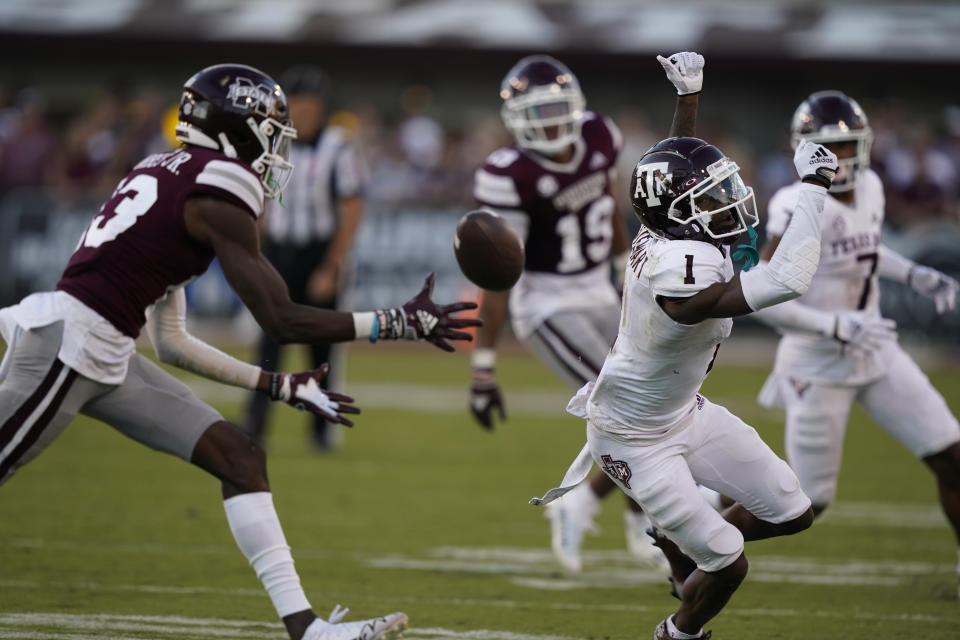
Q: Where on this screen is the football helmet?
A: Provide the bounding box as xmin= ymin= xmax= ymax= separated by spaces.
xmin=790 ymin=90 xmax=872 ymax=193
xmin=630 ymin=137 xmax=758 ymax=246
xmin=175 ymin=63 xmax=298 ymax=199
xmin=500 ymin=55 xmax=586 ymax=154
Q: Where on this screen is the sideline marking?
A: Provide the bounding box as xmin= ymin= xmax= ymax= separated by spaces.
xmin=366 ymin=546 xmax=953 ymax=589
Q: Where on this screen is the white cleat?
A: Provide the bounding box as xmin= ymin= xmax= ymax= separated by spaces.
xmin=545 ymin=485 xmax=599 ymax=573
xmin=304 ymin=605 xmax=408 ymax=640
xmin=624 ymin=510 xmax=668 ymax=571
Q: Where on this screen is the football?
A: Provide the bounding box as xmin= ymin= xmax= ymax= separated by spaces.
xmin=454 ymin=209 xmax=525 ymax=291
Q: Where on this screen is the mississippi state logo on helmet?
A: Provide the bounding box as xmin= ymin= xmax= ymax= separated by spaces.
xmin=790 ymin=90 xmax=873 ymax=193
xmin=499 ymin=55 xmax=586 ymax=154
xmin=176 ymin=63 xmax=298 ymax=199
xmin=629 ymin=137 xmax=758 ymax=247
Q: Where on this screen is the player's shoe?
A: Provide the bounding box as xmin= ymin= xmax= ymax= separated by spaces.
xmin=304 ymin=605 xmax=408 ymax=640
xmin=545 ymin=484 xmax=599 ymax=573
xmin=653 ymin=617 xmax=711 ymax=640
xmin=624 ymin=510 xmax=668 ymax=570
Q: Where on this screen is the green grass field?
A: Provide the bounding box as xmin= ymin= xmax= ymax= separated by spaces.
xmin=1 ymin=340 xmax=958 ymax=640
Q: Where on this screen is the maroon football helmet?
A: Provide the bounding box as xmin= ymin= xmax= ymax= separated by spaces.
xmin=175 ymin=63 xmax=297 ymax=198
xmin=630 ymin=137 xmax=758 ymax=247
xmin=499 ymin=55 xmax=586 ymax=154
xmin=790 ymin=90 xmax=872 ymax=193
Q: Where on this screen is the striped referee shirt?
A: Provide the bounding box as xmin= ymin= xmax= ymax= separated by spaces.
xmin=263 ymin=124 xmax=366 ymax=246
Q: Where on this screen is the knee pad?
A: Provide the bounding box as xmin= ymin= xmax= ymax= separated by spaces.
xmin=697 ymin=520 xmax=745 ymax=573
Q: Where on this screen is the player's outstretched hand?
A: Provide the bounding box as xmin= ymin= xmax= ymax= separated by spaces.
xmin=657 ymin=51 xmax=705 ymax=95
xmin=469 ymin=369 xmax=506 ymax=430
xmin=833 ymin=311 xmax=897 ymax=352
xmin=269 ymin=364 xmax=360 ymax=427
xmin=793 ymin=141 xmax=838 ymax=188
xmin=909 ymin=265 xmax=959 ymax=314
xmin=400 ymin=273 xmax=482 ymax=352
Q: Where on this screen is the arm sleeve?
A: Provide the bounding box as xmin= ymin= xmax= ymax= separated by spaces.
xmin=740 ymin=183 xmax=826 ymax=311
xmin=877 ymin=244 xmax=915 ymax=283
xmin=144 ymin=288 xmax=262 ymax=389
xmin=750 ymin=262 xmax=835 ymax=336
xmin=194 ymin=159 xmax=265 ymax=219
xmin=648 ymin=242 xmax=728 ymax=298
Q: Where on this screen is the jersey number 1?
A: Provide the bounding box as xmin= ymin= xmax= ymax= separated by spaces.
xmin=82 ymin=174 xmax=159 ymax=248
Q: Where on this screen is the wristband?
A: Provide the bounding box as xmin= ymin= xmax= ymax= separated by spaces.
xmin=352 ymin=311 xmax=377 ymax=343
xmin=268 ymin=372 xmax=291 ymax=401
xmin=471 ymin=348 xmax=496 ymax=370
xmin=801 ymin=174 xmax=832 ymax=190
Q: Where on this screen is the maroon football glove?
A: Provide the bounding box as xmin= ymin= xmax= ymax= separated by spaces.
xmin=469 ymin=368 xmax=506 ymax=430
xmin=268 ymin=364 xmax=360 ymax=427
xmin=376 ymin=273 xmax=481 ymax=352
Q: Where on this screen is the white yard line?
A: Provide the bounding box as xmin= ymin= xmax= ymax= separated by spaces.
xmin=0 ymin=614 xmax=582 ymax=640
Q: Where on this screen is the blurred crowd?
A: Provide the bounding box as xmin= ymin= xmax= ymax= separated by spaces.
xmin=2 ymin=80 xmax=959 ymax=230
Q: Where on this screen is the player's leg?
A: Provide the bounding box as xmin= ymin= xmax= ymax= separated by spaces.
xmin=856 ymin=343 xmax=960 ymax=593
xmin=587 ymin=421 xmax=746 ymax=638
xmin=687 ymin=399 xmax=814 ymax=540
xmin=781 ymin=380 xmax=856 ymax=515
xmin=82 ymin=354 xmax=406 ymax=640
xmin=0 ymin=323 xmax=110 ymax=487
xmin=308 ymin=325 xmax=337 ymax=451
xmin=524 ymin=309 xmax=652 ymax=570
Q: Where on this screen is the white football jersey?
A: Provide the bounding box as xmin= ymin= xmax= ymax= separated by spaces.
xmin=585 ymin=229 xmax=734 ymax=442
xmin=766 ymin=169 xmax=887 ymax=383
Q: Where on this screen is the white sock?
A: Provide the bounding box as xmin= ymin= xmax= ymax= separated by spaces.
xmin=224 ymin=492 xmax=311 ymax=618
xmin=666 ymin=615 xmax=703 ymax=639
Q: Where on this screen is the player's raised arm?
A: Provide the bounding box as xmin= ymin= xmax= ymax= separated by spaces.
xmin=658 ymin=51 xmax=704 ymax=138
xmin=183 ymin=194 xmax=480 ymax=349
xmin=659 ymin=141 xmax=839 ymax=324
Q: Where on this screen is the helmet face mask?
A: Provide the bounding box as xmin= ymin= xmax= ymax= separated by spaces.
xmin=631 ymin=138 xmax=758 ymax=247
xmin=175 ymin=64 xmax=299 ymax=199
xmin=790 ymin=90 xmax=872 ymax=193
xmin=669 ymin=158 xmax=758 ymax=242
xmin=500 ymin=55 xmax=586 ymax=154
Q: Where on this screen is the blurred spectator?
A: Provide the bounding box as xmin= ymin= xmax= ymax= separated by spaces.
xmin=0 ymin=89 xmax=57 ymax=196
xmin=882 ymin=125 xmax=958 ymax=227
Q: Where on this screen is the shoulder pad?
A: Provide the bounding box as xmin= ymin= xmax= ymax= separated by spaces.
xmin=474 ymin=166 xmax=521 ymax=208
xmin=765 ymin=182 xmax=802 ymax=237
xmin=648 ymin=240 xmax=727 ymax=298
xmin=195 ymin=158 xmax=265 ymax=218
xmin=484 ymin=148 xmax=522 ymax=169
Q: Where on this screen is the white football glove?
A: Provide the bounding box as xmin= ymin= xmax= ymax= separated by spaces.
xmin=656 ymin=52 xmax=705 ymax=95
xmin=908 ymin=265 xmax=959 ymax=314
xmin=832 ymin=311 xmax=897 ymax=352
xmin=793 ymin=141 xmax=838 ymax=188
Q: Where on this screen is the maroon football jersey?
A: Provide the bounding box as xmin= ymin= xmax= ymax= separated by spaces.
xmin=473 ymin=111 xmax=622 ymax=275
xmin=57 ymin=146 xmax=265 ymax=338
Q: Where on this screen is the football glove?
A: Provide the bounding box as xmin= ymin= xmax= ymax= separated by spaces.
xmin=269 ymin=364 xmax=360 ymax=427
xmin=908 ymin=265 xmax=959 ymax=314
xmin=656 ymin=51 xmax=705 ymax=95
xmin=469 ymin=368 xmax=506 ymax=431
xmin=832 ymin=311 xmax=897 ymax=352
xmin=793 ymin=141 xmax=838 ymax=189
xmin=376 ymin=273 xmax=482 ymax=352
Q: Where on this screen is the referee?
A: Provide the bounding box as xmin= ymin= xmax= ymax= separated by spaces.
xmin=245 ymin=65 xmax=367 ymax=450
